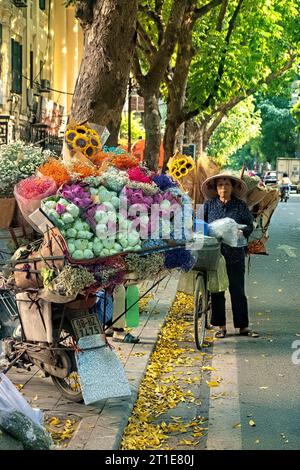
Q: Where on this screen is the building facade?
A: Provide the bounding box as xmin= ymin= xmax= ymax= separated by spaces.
xmin=0 ymin=0 xmax=83 ymax=144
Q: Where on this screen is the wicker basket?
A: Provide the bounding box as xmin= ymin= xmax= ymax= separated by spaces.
xmin=193 ymin=236 xmax=221 ymax=271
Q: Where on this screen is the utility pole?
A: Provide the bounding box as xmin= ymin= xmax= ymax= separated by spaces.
xmin=128 ymin=76 xmax=132 ymax=152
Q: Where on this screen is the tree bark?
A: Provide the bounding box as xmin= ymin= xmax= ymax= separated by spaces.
xmin=195 ymin=125 xmax=205 ymax=155
xmin=163 ymin=115 xmax=179 ymax=165
xmin=71 ymin=0 xmax=138 ymax=146
xmin=134 ymin=0 xmax=190 ymax=169
xmin=144 ymin=92 xmax=161 ymax=170
xmin=162 ymin=3 xmax=196 ymax=170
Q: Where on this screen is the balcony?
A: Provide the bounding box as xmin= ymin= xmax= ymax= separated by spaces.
xmin=12 ymin=0 xmax=27 ymax=7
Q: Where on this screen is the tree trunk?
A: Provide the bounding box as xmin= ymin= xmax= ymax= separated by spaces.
xmin=106 ymin=111 xmax=122 ymax=147
xmin=176 ymin=122 xmax=185 ymax=152
xmin=195 ymin=125 xmax=206 ymax=156
xmin=144 ymin=92 xmax=161 ymax=171
xmin=163 ymin=116 xmax=179 ymax=170
xmin=71 ymin=0 xmax=138 ymax=137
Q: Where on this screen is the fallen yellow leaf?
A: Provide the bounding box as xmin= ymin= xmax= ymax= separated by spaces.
xmin=249 ymin=420 xmax=256 ymax=427
xmin=206 ymin=380 xmax=220 ymax=387
xmin=179 ymin=440 xmax=195 ymax=445
xmin=49 ymin=417 xmax=61 ymax=426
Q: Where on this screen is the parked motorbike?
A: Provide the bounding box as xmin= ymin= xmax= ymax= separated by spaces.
xmin=0 ymin=290 xmax=102 ymax=402
xmin=280 ymin=185 xmax=290 ymax=203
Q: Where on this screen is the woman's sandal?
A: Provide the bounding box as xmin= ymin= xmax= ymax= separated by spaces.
xmin=215 ymin=329 xmax=227 ymax=338
xmin=113 ymin=332 xmax=140 ymax=343
xmin=239 ymin=328 xmax=259 ymax=338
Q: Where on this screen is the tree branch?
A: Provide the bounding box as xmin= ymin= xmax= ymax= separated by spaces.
xmin=139 ymin=4 xmax=164 ymax=45
xmin=202 ymin=0 xmax=244 ymax=109
xmin=184 ymin=54 xmax=296 ymax=122
xmin=145 ymin=0 xmax=189 ymax=92
xmin=136 ymin=21 xmax=158 ymax=60
xmin=216 ymin=0 xmax=229 ymax=32
xmin=132 ymin=49 xmax=146 ymax=91
xmin=204 ymin=110 xmax=226 ymax=144
xmin=194 ymin=0 xmax=223 ymax=20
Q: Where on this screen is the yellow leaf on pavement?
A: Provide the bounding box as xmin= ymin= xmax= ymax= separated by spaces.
xmin=49 ymin=417 xmax=61 ymax=426
xmin=233 ymin=423 xmax=241 ymax=429
xmin=202 ymin=366 xmax=215 ymax=372
xmin=179 ymin=440 xmax=195 ymax=445
xmin=249 ymin=420 xmax=256 ymax=427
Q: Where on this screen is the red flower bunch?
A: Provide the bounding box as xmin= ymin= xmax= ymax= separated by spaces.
xmin=127 ymin=166 xmax=152 ymax=184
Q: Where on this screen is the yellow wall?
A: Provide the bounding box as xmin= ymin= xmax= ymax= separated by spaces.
xmin=0 ymin=0 xmax=83 ymax=133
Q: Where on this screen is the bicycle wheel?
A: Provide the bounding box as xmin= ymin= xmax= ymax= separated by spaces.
xmin=194 ymin=273 xmax=208 ymax=350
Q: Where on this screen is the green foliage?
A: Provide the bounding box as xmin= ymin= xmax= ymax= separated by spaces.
xmin=206 ymin=97 xmax=261 ymax=167
xmin=256 ymin=96 xmax=297 ymax=161
xmin=292 ymin=99 xmax=300 ymax=131
xmin=231 ymin=93 xmax=297 ymax=168
xmin=120 ymin=113 xmax=145 ymax=140
xmin=187 ymin=0 xmax=300 ymax=119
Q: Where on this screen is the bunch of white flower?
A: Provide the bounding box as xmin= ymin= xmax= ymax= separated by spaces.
xmin=0 ymin=142 xmax=51 ymax=197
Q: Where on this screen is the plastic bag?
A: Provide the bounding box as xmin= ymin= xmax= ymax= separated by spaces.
xmin=14 ymin=175 xmax=57 ymax=224
xmin=208 ymin=255 xmax=229 ymax=293
xmin=0 ymin=410 xmax=52 ymax=450
xmin=0 ymin=373 xmax=42 ymax=426
xmin=208 ymin=217 xmax=247 ymax=247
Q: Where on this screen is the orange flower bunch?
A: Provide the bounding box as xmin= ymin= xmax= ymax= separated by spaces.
xmin=39 ymin=158 xmax=71 ymax=187
xmin=72 ymin=163 xmax=99 ymax=178
xmin=111 ymin=154 xmax=139 ymax=170
xmin=91 ymin=150 xmax=112 ymax=168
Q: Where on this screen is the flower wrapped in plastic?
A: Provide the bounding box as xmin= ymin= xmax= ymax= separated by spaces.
xmin=14 ymin=175 xmax=57 ymax=222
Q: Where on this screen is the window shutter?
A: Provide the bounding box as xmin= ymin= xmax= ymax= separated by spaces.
xmin=11 ymin=39 xmax=22 ymax=94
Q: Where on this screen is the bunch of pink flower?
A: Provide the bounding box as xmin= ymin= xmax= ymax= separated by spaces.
xmin=127 ymin=167 xmax=152 ymax=184
xmin=16 ymin=176 xmax=56 ymax=199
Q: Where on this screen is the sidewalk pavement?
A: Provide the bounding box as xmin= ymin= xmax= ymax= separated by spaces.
xmin=7 ymin=274 xmax=179 ymax=450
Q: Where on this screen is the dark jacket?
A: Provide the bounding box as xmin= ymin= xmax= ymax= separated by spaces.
xmin=204 ymin=196 xmax=253 ymax=265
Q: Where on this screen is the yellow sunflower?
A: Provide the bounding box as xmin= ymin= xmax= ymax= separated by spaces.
xmin=65 ymin=130 xmax=77 ymax=143
xmin=84 ymin=145 xmax=97 ymax=158
xmin=90 ymin=134 xmax=101 ymax=148
xmin=75 ymin=125 xmax=89 ymax=134
xmin=74 ymin=134 xmax=89 ymax=150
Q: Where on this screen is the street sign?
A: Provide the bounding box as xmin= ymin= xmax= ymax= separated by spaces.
xmin=182 ymin=143 xmax=196 ymax=160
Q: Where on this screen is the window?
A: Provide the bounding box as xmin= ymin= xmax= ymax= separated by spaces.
xmin=11 ymin=39 xmax=22 ymax=94
xmin=39 ymin=59 xmax=43 ymax=82
xmin=30 ymin=50 xmax=34 ymax=88
xmin=39 ymin=0 xmax=46 ymax=10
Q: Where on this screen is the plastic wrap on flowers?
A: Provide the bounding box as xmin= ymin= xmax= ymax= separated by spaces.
xmin=164 ymin=248 xmax=196 ymax=272
xmin=14 ymin=175 xmax=57 ymax=222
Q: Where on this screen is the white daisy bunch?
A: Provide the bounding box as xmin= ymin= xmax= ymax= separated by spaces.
xmin=0 ymin=142 xmax=51 ymax=197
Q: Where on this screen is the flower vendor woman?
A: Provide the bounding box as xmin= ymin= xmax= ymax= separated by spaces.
xmin=202 ymin=174 xmax=259 ymax=338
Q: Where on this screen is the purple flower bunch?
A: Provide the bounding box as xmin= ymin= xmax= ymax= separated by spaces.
xmin=152 ymin=174 xmax=177 ymax=191
xmin=62 ymin=182 xmax=92 ymax=208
